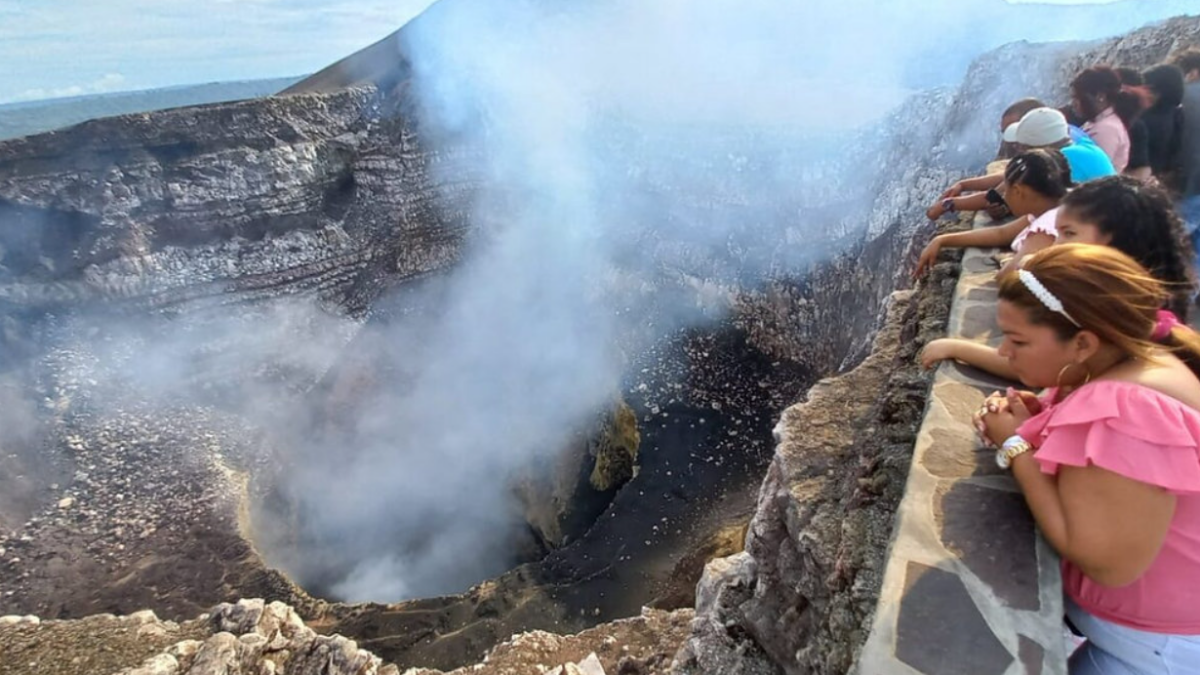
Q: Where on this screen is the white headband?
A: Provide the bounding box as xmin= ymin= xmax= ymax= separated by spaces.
xmin=1018 ymin=269 xmax=1080 ymax=327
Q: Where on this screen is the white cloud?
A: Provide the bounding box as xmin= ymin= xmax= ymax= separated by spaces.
xmin=9 ymin=72 xmax=126 ymax=104
xmin=0 ymin=0 xmax=434 ymax=104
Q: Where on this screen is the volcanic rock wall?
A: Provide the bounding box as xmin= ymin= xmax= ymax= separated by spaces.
xmin=0 ymin=87 xmax=472 ymax=317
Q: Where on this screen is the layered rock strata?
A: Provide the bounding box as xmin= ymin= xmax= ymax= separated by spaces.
xmin=0 ymin=87 xmax=473 ymax=314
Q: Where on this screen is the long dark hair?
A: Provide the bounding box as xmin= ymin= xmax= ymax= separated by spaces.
xmin=1071 ymin=65 xmax=1145 ymax=129
xmin=1059 ymin=176 xmax=1196 ymax=319
xmin=1143 ymin=64 xmax=1186 ymax=112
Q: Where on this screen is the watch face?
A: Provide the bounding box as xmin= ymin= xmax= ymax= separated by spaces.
xmin=995 ymin=448 xmax=1011 ymax=470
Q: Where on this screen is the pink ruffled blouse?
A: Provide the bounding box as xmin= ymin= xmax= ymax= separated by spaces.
xmin=1010 ymin=207 xmax=1059 ymax=253
xmin=1017 ymin=380 xmax=1200 ymax=634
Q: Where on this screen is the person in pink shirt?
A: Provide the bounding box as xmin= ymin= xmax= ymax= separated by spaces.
xmin=976 ymin=244 xmax=1200 ymax=673
xmin=1070 ymin=66 xmax=1144 ymax=173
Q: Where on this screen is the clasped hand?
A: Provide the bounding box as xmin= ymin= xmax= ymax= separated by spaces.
xmin=973 ymin=387 xmax=1041 ymax=448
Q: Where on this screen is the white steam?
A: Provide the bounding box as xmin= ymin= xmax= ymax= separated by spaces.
xmin=273 ymin=0 xmax=1193 ymax=602
xmin=275 ymin=0 xmax=922 ymax=601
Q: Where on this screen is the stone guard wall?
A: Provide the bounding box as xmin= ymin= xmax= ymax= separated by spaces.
xmin=857 ymin=212 xmax=1067 ymax=675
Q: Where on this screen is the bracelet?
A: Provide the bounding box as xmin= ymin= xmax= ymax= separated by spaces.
xmin=996 ymin=434 xmax=1034 ymax=470
xmin=1001 ymin=435 xmax=1025 ymax=450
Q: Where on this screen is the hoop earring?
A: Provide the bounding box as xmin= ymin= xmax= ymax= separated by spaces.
xmin=1056 ymin=362 xmax=1092 ymax=389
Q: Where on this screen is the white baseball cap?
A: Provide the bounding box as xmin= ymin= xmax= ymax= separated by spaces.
xmin=1002 ymin=107 xmax=1070 ymax=147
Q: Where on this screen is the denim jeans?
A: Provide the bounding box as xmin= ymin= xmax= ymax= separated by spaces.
xmin=1066 ymin=597 xmax=1200 ymax=674
xmin=1182 ymin=196 xmax=1200 ymax=264
xmin=1181 ymin=196 xmax=1200 ymax=306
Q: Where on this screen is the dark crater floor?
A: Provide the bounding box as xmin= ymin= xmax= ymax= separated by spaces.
xmin=0 ymin=267 xmax=817 ymax=671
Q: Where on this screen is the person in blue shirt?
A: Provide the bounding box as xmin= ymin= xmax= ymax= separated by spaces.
xmin=1002 ymin=107 xmax=1116 ymax=182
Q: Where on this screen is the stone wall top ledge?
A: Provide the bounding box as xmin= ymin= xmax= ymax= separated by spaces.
xmin=856 ymin=212 xmax=1066 ymax=675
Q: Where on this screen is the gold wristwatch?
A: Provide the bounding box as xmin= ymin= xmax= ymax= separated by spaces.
xmin=996 ymin=435 xmax=1034 ymax=470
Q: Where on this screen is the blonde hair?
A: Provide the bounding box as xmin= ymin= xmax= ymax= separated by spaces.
xmin=998 ymin=244 xmax=1200 ymax=375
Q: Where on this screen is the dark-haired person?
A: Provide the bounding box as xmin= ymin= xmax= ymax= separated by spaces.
xmin=921 ymin=177 xmax=1197 ymax=377
xmin=927 ymin=98 xmax=1048 ymax=222
xmin=1070 ymin=65 xmax=1144 ymax=173
xmin=1055 ymin=177 xmax=1196 ymax=319
xmin=1171 ymin=49 xmax=1200 ymax=239
xmin=1113 ymin=67 xmax=1152 ymax=181
xmin=997 ymin=97 xmax=1048 ymax=160
xmin=975 ymin=245 xmax=1200 ymax=673
xmin=1140 ymin=65 xmax=1187 ymax=183
xmin=916 ymin=149 xmax=1070 ymax=278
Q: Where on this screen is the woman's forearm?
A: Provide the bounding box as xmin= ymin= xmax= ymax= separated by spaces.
xmin=936 ymin=218 xmax=1025 ymax=250
xmin=948 ymin=192 xmax=991 ymax=214
xmin=946 ymin=341 xmax=1019 ymax=380
xmin=1012 ymin=453 xmax=1069 ymax=554
xmin=959 ymin=174 xmax=1006 ymax=192
xmin=999 ymin=232 xmax=1054 ymax=276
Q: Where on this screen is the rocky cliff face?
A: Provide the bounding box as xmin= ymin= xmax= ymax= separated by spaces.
xmin=675 ymin=264 xmax=956 ymax=675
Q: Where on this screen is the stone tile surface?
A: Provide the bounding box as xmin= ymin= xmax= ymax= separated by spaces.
xmin=959 ymin=304 xmax=1000 ymax=341
xmin=1019 ymin=634 xmax=1046 ymax=675
xmin=895 ymin=562 xmax=1013 ymax=675
xmin=857 ymin=209 xmax=1066 ymax=675
xmin=923 ymin=427 xmax=983 ymax=479
xmin=936 ymin=482 xmax=1040 ymax=610
xmin=962 ymin=253 xmax=1000 ymax=274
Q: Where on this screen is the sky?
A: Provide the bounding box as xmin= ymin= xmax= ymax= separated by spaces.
xmin=0 ymin=0 xmax=435 ymax=103
xmin=0 ymin=0 xmax=1175 ymax=105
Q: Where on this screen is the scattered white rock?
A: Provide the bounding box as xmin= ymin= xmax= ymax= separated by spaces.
xmin=576 ymin=653 xmax=606 ymax=675
xmin=137 ymin=623 xmax=169 ymax=639
xmin=166 ymin=640 xmax=203 ymax=660
xmin=127 ymin=609 xmax=159 ymax=624
xmin=544 ymin=653 xmax=607 ymax=675
xmin=116 ymin=653 xmax=179 ymax=675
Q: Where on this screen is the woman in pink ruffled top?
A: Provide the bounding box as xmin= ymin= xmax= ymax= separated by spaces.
xmin=977 ymin=244 xmax=1200 ymax=673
